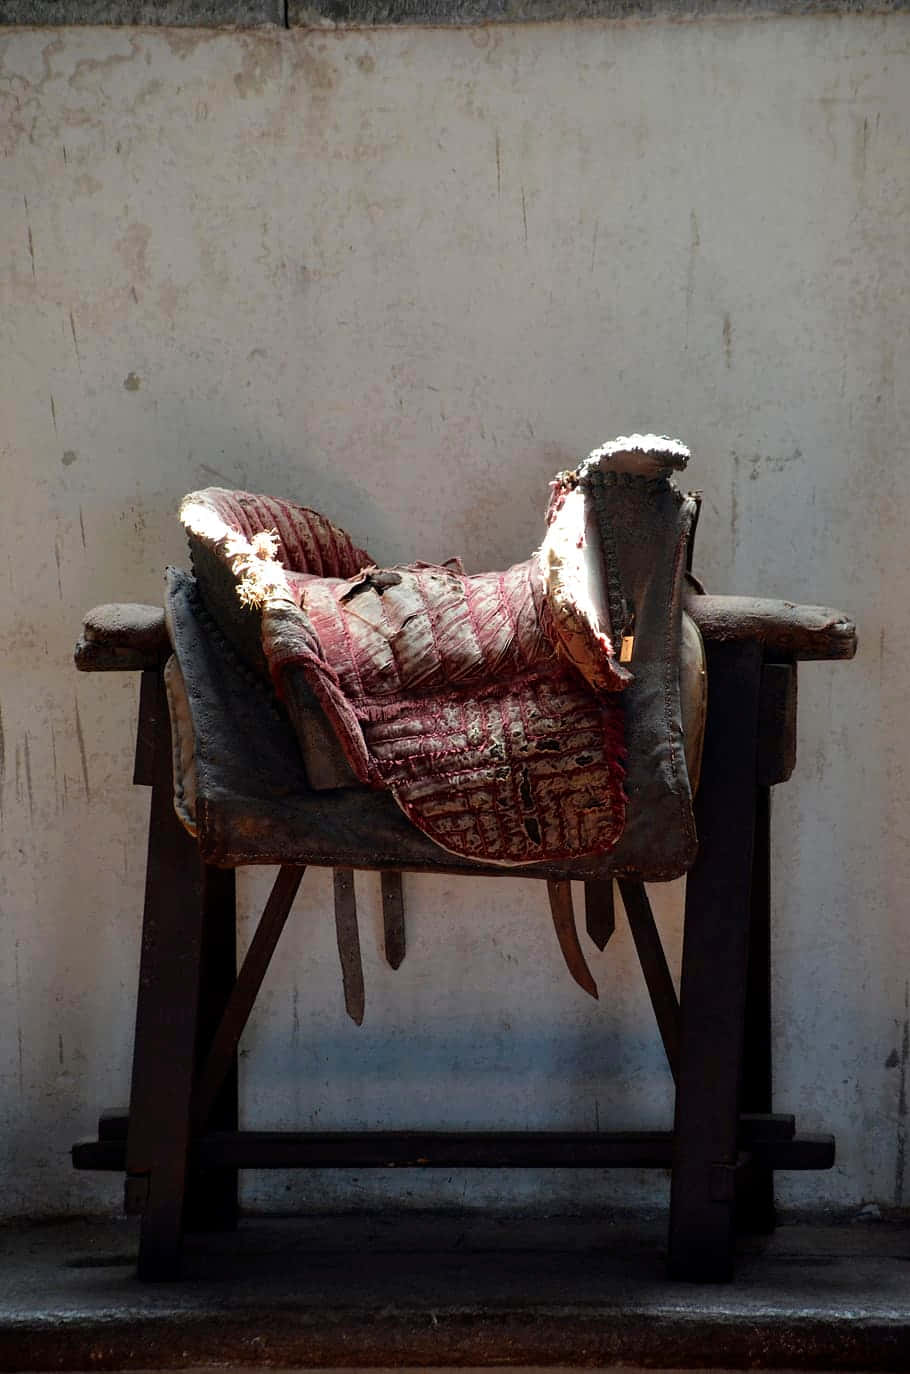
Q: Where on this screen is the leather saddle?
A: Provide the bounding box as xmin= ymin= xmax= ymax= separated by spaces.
xmin=177 ymin=435 xmax=705 ymax=882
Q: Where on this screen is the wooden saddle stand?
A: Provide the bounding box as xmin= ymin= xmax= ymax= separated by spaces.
xmin=72 ymin=436 xmax=857 ymax=1281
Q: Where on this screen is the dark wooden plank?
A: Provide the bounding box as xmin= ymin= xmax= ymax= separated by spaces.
xmin=98 ymin=1109 xmax=129 ymax=1141
xmin=737 ymin=783 xmax=776 ymax=1234
xmin=72 ymin=1139 xmax=127 ymax=1170
xmin=738 ymin=1113 xmax=794 ymax=1144
xmin=133 ymin=669 xmax=160 ymax=787
xmin=617 ymin=880 xmax=680 ymax=1083
xmin=125 ymin=668 xmax=208 ymax=1280
xmin=749 ymin=1134 xmax=835 ymax=1170
xmin=547 ymin=880 xmax=598 ymax=999
xmin=197 ymin=1130 xmax=676 ymax=1170
xmin=73 ymin=1127 xmax=834 ymax=1175
xmin=668 ymin=639 xmax=763 ymax=1281
xmin=87 ymin=1108 xmax=797 ymax=1152
xmin=380 ymin=870 xmax=406 ymax=970
xmin=75 ymin=639 xmax=163 ymax=672
xmin=685 ymin=593 xmax=856 ymax=662
xmin=83 ymin=603 xmax=168 ymax=649
xmin=76 ymin=603 xmax=168 ymax=672
xmin=584 ymin=878 xmax=615 ymax=951
xmin=192 ymin=865 xmax=305 ymax=1131
xmin=757 ymin=663 xmax=798 ymax=786
xmin=91 ymin=1109 xmax=796 ymax=1151
xmin=334 ymin=868 xmax=365 ymax=1025
xmin=185 ymin=865 xmax=239 ymax=1234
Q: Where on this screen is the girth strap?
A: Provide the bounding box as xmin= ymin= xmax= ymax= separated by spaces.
xmin=333 ymin=869 xmax=365 ymax=1026
xmin=546 ymin=880 xmax=598 ymax=1000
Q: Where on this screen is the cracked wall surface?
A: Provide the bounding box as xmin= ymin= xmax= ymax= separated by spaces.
xmin=0 ymin=16 xmax=907 ymax=1217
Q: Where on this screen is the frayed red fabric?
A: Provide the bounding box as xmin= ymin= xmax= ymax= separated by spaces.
xmin=184 ymin=486 xmax=627 ymax=866
xmin=268 ymin=555 xmax=626 ymax=866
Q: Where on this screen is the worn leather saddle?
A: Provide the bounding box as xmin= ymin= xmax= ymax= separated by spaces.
xmin=176 ymin=435 xmax=706 ymax=884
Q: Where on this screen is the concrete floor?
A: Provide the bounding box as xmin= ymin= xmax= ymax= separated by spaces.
xmin=1 ymin=1212 xmax=909 ymax=1370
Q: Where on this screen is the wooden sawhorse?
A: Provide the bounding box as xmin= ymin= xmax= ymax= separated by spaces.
xmin=73 ymin=585 xmax=855 ymax=1281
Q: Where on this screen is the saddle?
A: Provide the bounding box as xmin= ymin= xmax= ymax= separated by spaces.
xmin=179 ymin=435 xmax=705 ymax=877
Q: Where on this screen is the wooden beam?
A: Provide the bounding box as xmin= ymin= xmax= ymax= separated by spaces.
xmin=617 ymin=880 xmax=680 ymax=1083
xmin=75 ymin=1123 xmax=830 ymax=1174
xmin=192 ymin=865 xmax=305 ymax=1131
xmin=685 ymin=593 xmax=856 ymax=661
xmin=668 ymin=639 xmax=763 ymax=1281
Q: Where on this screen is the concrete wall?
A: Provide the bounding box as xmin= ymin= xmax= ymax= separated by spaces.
xmin=0 ymin=13 xmax=906 ymax=1219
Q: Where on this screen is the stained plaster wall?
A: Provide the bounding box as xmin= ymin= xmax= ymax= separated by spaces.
xmin=0 ymin=13 xmax=907 ymax=1218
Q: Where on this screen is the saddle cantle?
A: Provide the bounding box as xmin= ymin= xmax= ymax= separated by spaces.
xmin=179 ymin=435 xmax=704 ymax=875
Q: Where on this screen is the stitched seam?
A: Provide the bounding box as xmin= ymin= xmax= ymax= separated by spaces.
xmin=331 ymin=584 xmax=369 ymax=699
xmin=497 ymin=566 xmax=522 ymax=674
xmin=459 ymin=697 xmax=489 ymax=854
xmin=460 ymin=568 xmax=489 ymax=677
xmin=413 ymin=567 xmax=450 ymax=686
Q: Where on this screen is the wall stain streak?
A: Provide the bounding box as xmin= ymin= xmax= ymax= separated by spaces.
xmin=49 ymin=393 xmax=57 ymax=434
xmin=50 ymin=722 xmax=59 ymax=814
xmin=14 ymin=940 xmax=23 ymax=1098
xmin=23 ymin=732 xmax=33 ymax=825
xmin=69 ymin=310 xmax=81 ymax=367
xmin=73 ymin=694 xmax=91 ymax=801
xmin=521 ymin=185 xmax=528 ymax=249
xmin=590 ymin=218 xmax=599 ymax=274
xmin=895 ymin=979 xmax=908 ymax=1205
xmin=79 ymin=506 xmax=86 ymax=550
xmin=685 ymin=210 xmax=700 ymax=347
xmin=723 ymin=312 xmax=733 ymax=369
xmin=495 ymin=131 xmax=501 ymax=197
xmin=23 ymin=196 xmax=36 ymax=280
xmin=54 ymin=537 xmax=63 ymax=600
xmin=199 ymin=462 xmax=234 ymax=484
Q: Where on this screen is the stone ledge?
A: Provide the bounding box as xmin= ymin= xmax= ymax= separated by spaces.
xmin=0 ymin=0 xmax=283 ymax=23
xmin=0 ymin=0 xmax=906 ymax=23
xmin=294 ymin=0 xmax=908 ymax=20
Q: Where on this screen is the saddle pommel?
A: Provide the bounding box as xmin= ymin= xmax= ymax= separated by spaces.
xmin=540 ymin=434 xmax=692 ymax=696
xmin=581 ymin=433 xmax=691 ymax=482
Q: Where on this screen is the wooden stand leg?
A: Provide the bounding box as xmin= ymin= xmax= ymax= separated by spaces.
xmin=736 ymin=783 xmax=776 ymax=1233
xmin=125 ymin=670 xmax=207 ymax=1280
xmin=668 ymin=641 xmax=762 ymax=1281
xmin=185 ymin=865 xmax=238 ymax=1233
